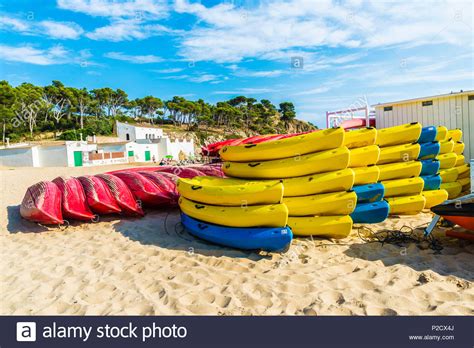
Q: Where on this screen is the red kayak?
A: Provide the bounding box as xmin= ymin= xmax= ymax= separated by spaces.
xmin=95 ymin=174 xmax=144 ymax=216
xmin=77 ymin=175 xmax=122 ymax=215
xmin=53 ymin=176 xmax=96 ymax=221
xmin=20 ymin=181 xmax=64 ymax=225
xmin=112 ymin=171 xmax=171 ymax=207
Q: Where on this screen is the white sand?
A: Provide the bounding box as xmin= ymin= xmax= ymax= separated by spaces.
xmin=1 ymin=165 xmax=473 ymax=315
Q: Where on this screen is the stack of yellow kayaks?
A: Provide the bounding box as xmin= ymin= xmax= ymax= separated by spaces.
xmin=177 ymin=177 xmax=293 ymax=252
xmin=376 ymin=123 xmax=426 ymax=215
xmin=442 ymin=129 xmax=470 ymax=197
xmin=221 ymin=127 xmax=355 ymax=238
xmin=175 ymin=122 xmax=468 ymax=251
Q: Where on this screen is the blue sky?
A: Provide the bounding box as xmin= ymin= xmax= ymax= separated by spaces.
xmin=0 ymin=0 xmax=472 ymax=127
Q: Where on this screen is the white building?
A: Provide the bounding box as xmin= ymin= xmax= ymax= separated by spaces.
xmin=115 ymin=121 xmax=195 ymax=160
xmin=116 ymin=121 xmax=164 ymax=141
xmin=375 ymin=90 xmax=473 ymax=162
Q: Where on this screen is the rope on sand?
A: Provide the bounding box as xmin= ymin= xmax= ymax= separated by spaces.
xmin=357 ymin=224 xmax=443 ymax=253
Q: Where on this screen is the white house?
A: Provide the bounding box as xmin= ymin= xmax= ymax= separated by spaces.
xmin=116 ymin=121 xmax=164 ymax=141
xmin=115 ymin=121 xmax=195 ymax=160
xmin=375 ymin=90 xmax=473 ymax=162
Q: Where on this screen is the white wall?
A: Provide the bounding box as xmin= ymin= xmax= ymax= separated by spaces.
xmin=64 ymin=141 xmax=97 ymax=167
xmin=37 ymin=145 xmax=68 ymax=167
xmin=168 ymin=138 xmax=195 ymax=159
xmin=126 ymin=142 xmax=159 ymax=162
xmin=0 ymin=147 xmax=36 ymax=167
xmin=375 ymin=93 xmax=473 ymax=162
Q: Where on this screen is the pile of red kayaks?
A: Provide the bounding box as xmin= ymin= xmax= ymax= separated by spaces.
xmin=20 ymin=165 xmax=223 ymax=226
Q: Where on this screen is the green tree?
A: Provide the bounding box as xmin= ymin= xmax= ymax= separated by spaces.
xmin=0 ymin=81 xmax=17 ymax=144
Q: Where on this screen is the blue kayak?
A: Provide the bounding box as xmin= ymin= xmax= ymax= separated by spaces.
xmin=352 ymin=183 xmax=384 ymax=203
xmin=417 ymin=126 xmax=437 ymax=143
xmin=418 ymin=141 xmax=440 ymax=160
xmin=420 ymin=159 xmax=440 ymax=176
xmin=180 ymin=213 xmax=293 ymax=252
xmin=350 ymin=201 xmax=390 ymax=224
xmin=421 ymin=175 xmax=442 ymax=190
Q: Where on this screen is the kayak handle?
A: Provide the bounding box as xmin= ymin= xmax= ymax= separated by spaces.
xmin=245 ymin=144 xmax=257 ymax=148
xmin=195 ymin=204 xmax=205 ymax=209
xmin=248 ymin=163 xmax=261 ymax=167
xmin=191 ymin=185 xmax=202 ymax=190
xmin=197 ymin=223 xmax=208 ymax=230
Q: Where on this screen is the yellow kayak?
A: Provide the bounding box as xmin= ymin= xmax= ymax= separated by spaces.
xmin=455 ymin=164 xmax=470 ymax=179
xmin=382 ymin=177 xmax=424 ymax=197
xmin=377 ymin=143 xmax=420 ymax=165
xmin=177 ymin=176 xmax=283 ymax=206
xmin=386 ymin=195 xmax=426 ymax=215
xmin=435 ymin=126 xmax=448 ymax=142
xmin=439 ymin=139 xmax=454 ymax=154
xmin=343 ymin=127 xmax=377 ymax=149
xmin=288 ymin=215 xmax=353 ymax=238
xmin=352 ymin=166 xmax=380 ymax=185
xmin=457 ymin=177 xmax=470 ymax=191
xmin=222 ymin=147 xmax=350 ymax=179
xmin=280 ymin=168 xmax=354 ymax=197
xmin=178 ymin=196 xmax=288 ymax=227
xmin=283 ymin=191 xmax=357 ymax=216
xmin=453 ymin=142 xmax=464 ymax=155
xmin=376 ymin=123 xmax=422 ymax=147
xmin=348 ymin=145 xmax=380 ymax=167
xmin=219 ymin=128 xmax=344 ymax=162
xmin=455 ymin=154 xmax=465 ymax=167
xmin=447 ymin=129 xmax=462 ymax=142
xmin=440 ymin=182 xmax=462 ymax=199
xmin=436 ymin=153 xmax=457 ymax=169
xmin=378 ymin=161 xmax=422 ymax=181
xmin=422 ymin=190 xmax=448 ymax=209
xmin=439 ymin=168 xmax=458 ymax=183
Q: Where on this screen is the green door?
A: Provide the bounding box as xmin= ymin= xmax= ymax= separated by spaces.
xmin=128 ymin=150 xmax=134 ymax=157
xmin=145 ymin=150 xmax=151 ymax=161
xmin=73 ymin=151 xmax=83 ymax=167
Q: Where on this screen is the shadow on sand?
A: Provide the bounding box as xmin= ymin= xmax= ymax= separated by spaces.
xmin=6 ymin=205 xmax=52 ymax=233
xmin=112 ymin=208 xmax=270 ymax=261
xmin=343 ymin=235 xmax=474 ymax=282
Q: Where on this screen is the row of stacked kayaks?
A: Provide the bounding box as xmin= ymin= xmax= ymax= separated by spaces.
xmin=19 ymin=122 xmax=470 ymax=252
xmin=178 ymin=123 xmax=470 ymax=251
xmin=20 ymin=165 xmax=224 ymax=225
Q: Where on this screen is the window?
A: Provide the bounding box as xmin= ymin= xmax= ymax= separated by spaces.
xmin=422 ymin=100 xmax=433 ymax=106
xmin=126 ymin=133 xmax=130 ymax=141
xmin=468 ymin=95 xmax=474 ymax=101
xmin=384 ymin=106 xmax=392 ymax=111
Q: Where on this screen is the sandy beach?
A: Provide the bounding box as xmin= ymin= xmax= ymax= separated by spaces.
xmin=1 ymin=165 xmax=473 ymax=315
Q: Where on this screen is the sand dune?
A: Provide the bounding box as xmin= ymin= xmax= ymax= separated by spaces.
xmin=1 ymin=165 xmax=473 ymax=315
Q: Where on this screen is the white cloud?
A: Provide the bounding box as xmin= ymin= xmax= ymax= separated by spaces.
xmin=40 ymin=20 xmax=84 ymax=39
xmin=0 ymin=44 xmax=69 ymax=65
xmin=86 ymin=19 xmax=172 ymax=41
xmin=104 ymin=51 xmax=163 ymax=63
xmin=153 ymin=68 xmax=184 ymax=73
xmin=57 ymin=0 xmax=169 ymax=18
xmin=0 ymin=44 xmax=99 ymax=67
xmin=0 ymin=15 xmax=84 ymax=40
xmin=189 ymin=74 xmax=220 ymax=83
xmin=175 ymin=0 xmax=473 ymax=63
xmin=293 ymin=86 xmax=332 ymax=96
xmin=213 ymin=88 xmax=277 ymax=95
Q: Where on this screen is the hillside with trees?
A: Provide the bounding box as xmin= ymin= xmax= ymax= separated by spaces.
xmin=0 ymin=80 xmax=316 ymax=146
